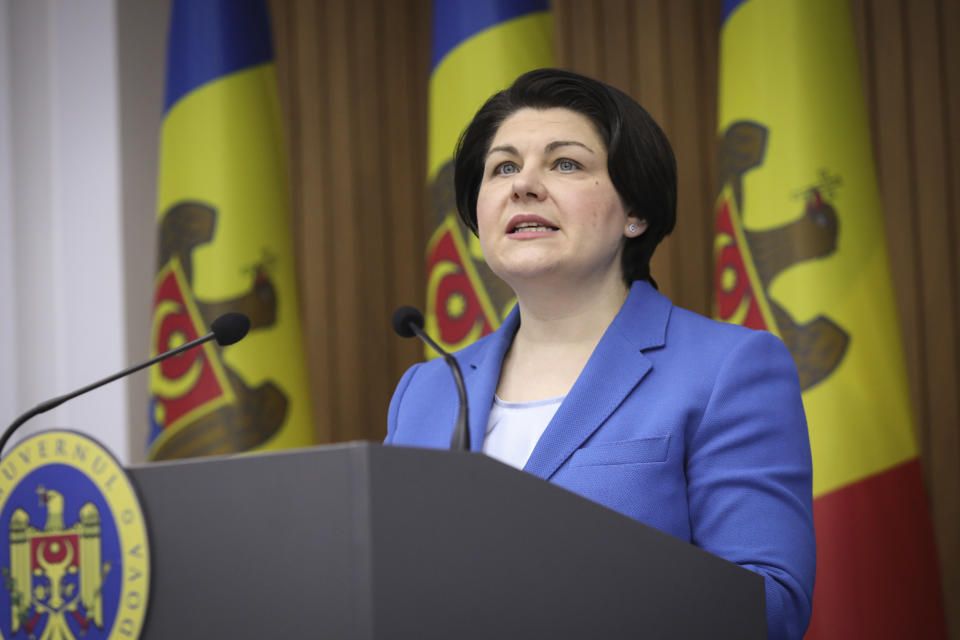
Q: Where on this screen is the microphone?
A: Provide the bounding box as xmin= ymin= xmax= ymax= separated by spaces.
xmin=391 ymin=306 xmax=470 ymax=451
xmin=0 ymin=312 xmax=251 ymax=457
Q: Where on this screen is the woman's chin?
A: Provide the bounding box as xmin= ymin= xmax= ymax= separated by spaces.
xmin=491 ymin=261 xmax=569 ymax=291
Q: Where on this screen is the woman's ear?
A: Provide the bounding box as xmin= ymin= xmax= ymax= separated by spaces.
xmin=624 ymin=217 xmax=648 ymax=238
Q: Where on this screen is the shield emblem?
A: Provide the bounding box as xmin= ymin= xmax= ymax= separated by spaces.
xmin=6 ymin=488 xmax=106 ymax=640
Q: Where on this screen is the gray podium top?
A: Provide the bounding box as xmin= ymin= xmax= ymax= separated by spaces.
xmin=128 ymin=442 xmax=764 ymax=639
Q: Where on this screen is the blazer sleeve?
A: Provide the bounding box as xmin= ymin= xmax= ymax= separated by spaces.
xmin=685 ymin=329 xmax=816 ymax=640
xmin=385 ymin=362 xmax=421 ymax=444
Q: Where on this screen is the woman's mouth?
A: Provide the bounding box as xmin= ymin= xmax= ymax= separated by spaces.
xmin=510 ymin=222 xmax=557 ymax=233
xmin=507 ymin=217 xmax=559 ymax=234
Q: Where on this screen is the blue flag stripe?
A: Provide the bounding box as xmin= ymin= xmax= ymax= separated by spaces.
xmin=721 ymin=0 xmax=749 ymax=26
xmin=164 ymin=0 xmax=274 ymax=114
xmin=431 ymin=0 xmax=549 ymax=71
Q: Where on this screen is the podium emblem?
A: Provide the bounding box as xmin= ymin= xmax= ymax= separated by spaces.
xmin=0 ymin=432 xmax=149 ymax=639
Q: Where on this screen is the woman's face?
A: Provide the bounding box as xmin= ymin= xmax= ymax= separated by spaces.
xmin=476 ymin=107 xmax=645 ymax=292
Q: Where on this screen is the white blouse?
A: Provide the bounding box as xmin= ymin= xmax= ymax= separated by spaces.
xmin=482 ymin=394 xmax=565 ymax=469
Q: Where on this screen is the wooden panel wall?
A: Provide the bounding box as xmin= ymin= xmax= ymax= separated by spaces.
xmin=270 ymin=0 xmax=432 ymax=444
xmin=271 ymin=1 xmax=957 ymax=633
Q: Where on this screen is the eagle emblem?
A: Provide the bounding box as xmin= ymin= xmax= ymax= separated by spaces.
xmin=0 ymin=432 xmax=150 ymax=640
xmin=714 ymin=120 xmax=850 ymax=390
xmin=149 ymin=201 xmax=288 ymax=459
xmin=4 ymin=487 xmax=108 ymax=640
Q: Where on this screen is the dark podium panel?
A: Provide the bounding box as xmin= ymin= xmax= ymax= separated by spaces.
xmin=128 ymin=442 xmax=765 ymax=639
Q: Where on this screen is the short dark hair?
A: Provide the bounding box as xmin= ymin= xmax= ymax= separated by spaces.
xmin=453 ymin=68 xmax=677 ymax=287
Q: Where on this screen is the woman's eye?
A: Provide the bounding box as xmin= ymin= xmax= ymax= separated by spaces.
xmin=555 ymin=158 xmax=580 ymax=172
xmin=493 ymin=161 xmax=519 ymax=176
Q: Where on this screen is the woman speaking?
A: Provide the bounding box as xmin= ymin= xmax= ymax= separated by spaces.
xmin=386 ymin=69 xmax=815 ymax=640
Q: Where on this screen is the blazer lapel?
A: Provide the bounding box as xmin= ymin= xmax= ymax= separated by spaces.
xmin=462 ymin=306 xmax=520 ymax=452
xmin=523 ymin=282 xmax=672 ymax=480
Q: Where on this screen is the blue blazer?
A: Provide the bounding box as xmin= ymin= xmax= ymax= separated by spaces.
xmin=386 ymin=281 xmax=815 ymax=640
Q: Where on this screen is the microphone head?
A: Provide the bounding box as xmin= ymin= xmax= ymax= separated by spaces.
xmin=392 ymin=306 xmax=424 ymax=338
xmin=211 ymin=312 xmax=251 ymax=346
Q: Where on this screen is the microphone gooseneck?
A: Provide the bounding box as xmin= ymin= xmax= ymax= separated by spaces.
xmin=0 ymin=312 xmax=251 ymax=457
xmin=391 ymin=306 xmax=470 ymax=452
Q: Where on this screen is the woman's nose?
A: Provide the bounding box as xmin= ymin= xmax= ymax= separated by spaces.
xmin=511 ymin=169 xmax=546 ymax=201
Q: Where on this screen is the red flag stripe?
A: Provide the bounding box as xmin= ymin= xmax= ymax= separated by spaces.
xmin=806 ymin=458 xmax=947 ymax=639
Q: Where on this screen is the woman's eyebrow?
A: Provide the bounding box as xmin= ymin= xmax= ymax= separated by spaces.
xmin=486 ymin=144 xmax=518 ymax=159
xmin=486 ymin=140 xmax=594 ymax=159
xmin=545 ymin=140 xmax=594 ymax=153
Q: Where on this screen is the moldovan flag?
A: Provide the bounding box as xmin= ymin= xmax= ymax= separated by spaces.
xmin=426 ymin=0 xmax=553 ymax=353
xmin=148 ymin=0 xmax=316 ymax=459
xmin=713 ymin=0 xmax=947 ymax=637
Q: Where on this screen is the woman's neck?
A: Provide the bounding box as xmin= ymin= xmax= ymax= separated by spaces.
xmin=514 ymin=279 xmax=629 ymax=347
xmin=496 ymin=277 xmax=630 ymax=402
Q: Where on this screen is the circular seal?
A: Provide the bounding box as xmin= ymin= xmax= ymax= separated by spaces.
xmin=0 ymin=431 xmax=149 ymax=640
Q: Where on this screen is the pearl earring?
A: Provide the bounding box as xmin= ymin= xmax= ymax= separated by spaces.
xmin=628 ymin=224 xmax=638 ymax=234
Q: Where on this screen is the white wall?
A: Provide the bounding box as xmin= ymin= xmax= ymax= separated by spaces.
xmin=0 ymin=1 xmax=14 ymax=422
xmin=0 ymin=0 xmax=168 ymax=463
xmin=117 ymin=0 xmax=169 ymax=462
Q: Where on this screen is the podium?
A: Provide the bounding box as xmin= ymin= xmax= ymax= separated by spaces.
xmin=128 ymin=442 xmax=765 ymax=639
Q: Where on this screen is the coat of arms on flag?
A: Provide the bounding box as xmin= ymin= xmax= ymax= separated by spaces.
xmin=714 ymin=120 xmax=850 ymax=391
